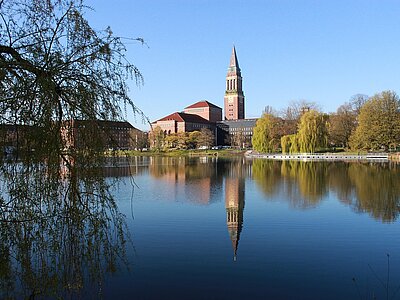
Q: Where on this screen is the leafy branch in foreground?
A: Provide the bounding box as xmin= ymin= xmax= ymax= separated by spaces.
xmin=0 ymin=0 xmax=146 ymax=155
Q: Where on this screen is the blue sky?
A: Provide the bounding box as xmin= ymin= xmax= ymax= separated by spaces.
xmin=85 ymin=0 xmax=400 ymax=130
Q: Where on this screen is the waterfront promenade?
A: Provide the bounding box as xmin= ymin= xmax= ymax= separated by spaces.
xmin=245 ymin=152 xmax=390 ymax=161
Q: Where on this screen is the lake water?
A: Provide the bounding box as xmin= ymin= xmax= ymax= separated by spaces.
xmin=102 ymin=156 xmax=400 ymax=300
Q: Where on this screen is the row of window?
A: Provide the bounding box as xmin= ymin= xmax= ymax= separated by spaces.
xmin=226 ymin=78 xmax=240 ymax=91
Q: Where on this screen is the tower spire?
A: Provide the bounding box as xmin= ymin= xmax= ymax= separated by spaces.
xmin=230 ymin=46 xmax=239 ymax=68
xmin=224 ymin=46 xmax=245 ymax=120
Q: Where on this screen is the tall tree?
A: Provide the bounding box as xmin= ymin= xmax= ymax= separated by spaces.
xmin=0 ymin=1 xmax=143 ymax=297
xmin=349 ymin=91 xmax=400 ymax=151
xmin=0 ymin=0 xmax=145 ymax=155
xmin=231 ymin=128 xmax=246 ymax=149
xmin=297 ymin=110 xmax=329 ymax=153
xmin=280 ymin=100 xmax=320 ymax=136
xmin=252 ymin=113 xmax=282 ymax=153
xmin=197 ymin=128 xmax=214 ymax=148
xmin=149 ymin=126 xmax=164 ymax=151
xmin=350 ymin=94 xmax=369 ymax=115
xmin=328 ymin=103 xmax=357 ymax=148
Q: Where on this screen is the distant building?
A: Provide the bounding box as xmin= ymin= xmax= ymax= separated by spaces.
xmin=1 ymin=120 xmax=146 ymax=154
xmin=184 ymin=100 xmax=222 ymax=122
xmin=151 ymin=47 xmax=257 ymax=147
xmin=0 ymin=124 xmax=31 ymax=153
xmin=151 ymin=111 xmax=215 ymax=135
xmin=217 ymin=118 xmax=257 ymax=148
xmin=63 ymin=120 xmax=147 ymax=151
xmin=217 ymin=47 xmax=258 ymax=147
xmin=224 ymin=46 xmax=245 ymax=120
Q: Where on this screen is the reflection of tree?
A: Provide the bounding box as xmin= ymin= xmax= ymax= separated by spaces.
xmin=327 ymin=163 xmax=354 ymax=205
xmin=348 ymin=163 xmax=400 ymax=222
xmin=252 ymin=159 xmax=282 ymax=196
xmin=252 ymin=159 xmax=400 ymax=221
xmin=0 ymin=155 xmax=128 ymax=299
xmin=253 ymin=160 xmax=328 ymax=208
xmin=286 ymin=161 xmax=329 ymax=208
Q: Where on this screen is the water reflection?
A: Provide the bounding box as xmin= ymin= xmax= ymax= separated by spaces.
xmin=252 ymin=159 xmax=400 ymax=222
xmin=146 ymin=156 xmax=249 ymax=259
xmin=0 ymin=155 xmax=129 ymax=299
xmin=224 ymin=160 xmax=246 ymax=261
xmin=148 ymin=156 xmax=224 ymax=205
xmin=146 ymin=157 xmax=400 ymax=223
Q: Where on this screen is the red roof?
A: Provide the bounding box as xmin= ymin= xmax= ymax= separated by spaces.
xmin=154 ymin=112 xmax=211 ymax=124
xmin=184 ymin=100 xmax=221 ymax=110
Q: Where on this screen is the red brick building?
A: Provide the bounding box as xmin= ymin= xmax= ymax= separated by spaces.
xmin=184 ymin=100 xmax=222 ymax=123
xmin=151 ymin=112 xmax=214 ymax=135
xmin=224 ymin=46 xmax=245 ymax=120
xmin=62 ymin=120 xmax=147 ymax=151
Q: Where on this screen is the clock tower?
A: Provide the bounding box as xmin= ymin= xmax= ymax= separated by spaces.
xmin=224 ymin=46 xmax=245 ymax=120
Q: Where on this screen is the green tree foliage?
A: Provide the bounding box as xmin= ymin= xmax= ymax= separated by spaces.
xmin=0 ymin=1 xmax=142 ymax=297
xmin=349 ymin=91 xmax=400 ymax=151
xmin=281 ymin=135 xmax=291 ymax=154
xmin=281 ymin=134 xmax=300 ymax=154
xmin=297 ymin=110 xmax=329 ymax=153
xmin=188 ymin=131 xmax=201 ymax=149
xmin=164 ymin=132 xmax=180 ymax=148
xmin=0 ymin=0 xmax=145 ymax=155
xmin=252 ymin=113 xmax=282 ymax=153
xmin=328 ymin=103 xmax=357 ymax=148
xmin=149 ymin=126 xmax=165 ymax=151
xmin=176 ymin=132 xmax=189 ymax=149
xmin=289 ymin=134 xmax=299 ymax=153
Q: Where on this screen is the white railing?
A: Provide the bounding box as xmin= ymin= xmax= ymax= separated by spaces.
xmin=245 ymin=152 xmax=389 ymax=161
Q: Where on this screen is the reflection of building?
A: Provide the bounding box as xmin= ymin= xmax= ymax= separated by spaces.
xmin=225 ymin=176 xmax=245 ymax=261
xmin=148 ymin=156 xmax=220 ymax=205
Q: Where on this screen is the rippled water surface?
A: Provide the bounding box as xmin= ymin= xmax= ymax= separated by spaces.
xmin=103 ymin=157 xmax=400 ymax=300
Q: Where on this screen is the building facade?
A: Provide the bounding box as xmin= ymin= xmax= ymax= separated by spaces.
xmin=150 ymin=47 xmax=257 ymax=148
xmin=63 ymin=120 xmax=147 ymax=151
xmin=224 ymin=46 xmax=245 ymax=120
xmin=151 ymin=111 xmax=215 ymax=135
xmin=184 ymin=100 xmax=222 ymax=122
xmin=216 ymin=119 xmax=257 ymax=148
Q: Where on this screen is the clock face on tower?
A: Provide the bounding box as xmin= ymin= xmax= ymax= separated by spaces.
xmin=228 ymin=98 xmax=233 ymax=103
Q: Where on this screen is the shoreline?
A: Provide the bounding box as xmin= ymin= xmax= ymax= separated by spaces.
xmin=244 ymin=152 xmax=395 ymax=162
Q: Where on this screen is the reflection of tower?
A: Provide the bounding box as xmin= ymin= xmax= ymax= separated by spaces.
xmin=225 ymin=176 xmax=245 ymax=261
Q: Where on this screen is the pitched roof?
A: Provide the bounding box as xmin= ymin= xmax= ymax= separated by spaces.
xmin=184 ymin=100 xmax=221 ymax=110
xmin=154 ymin=112 xmax=211 ymax=124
